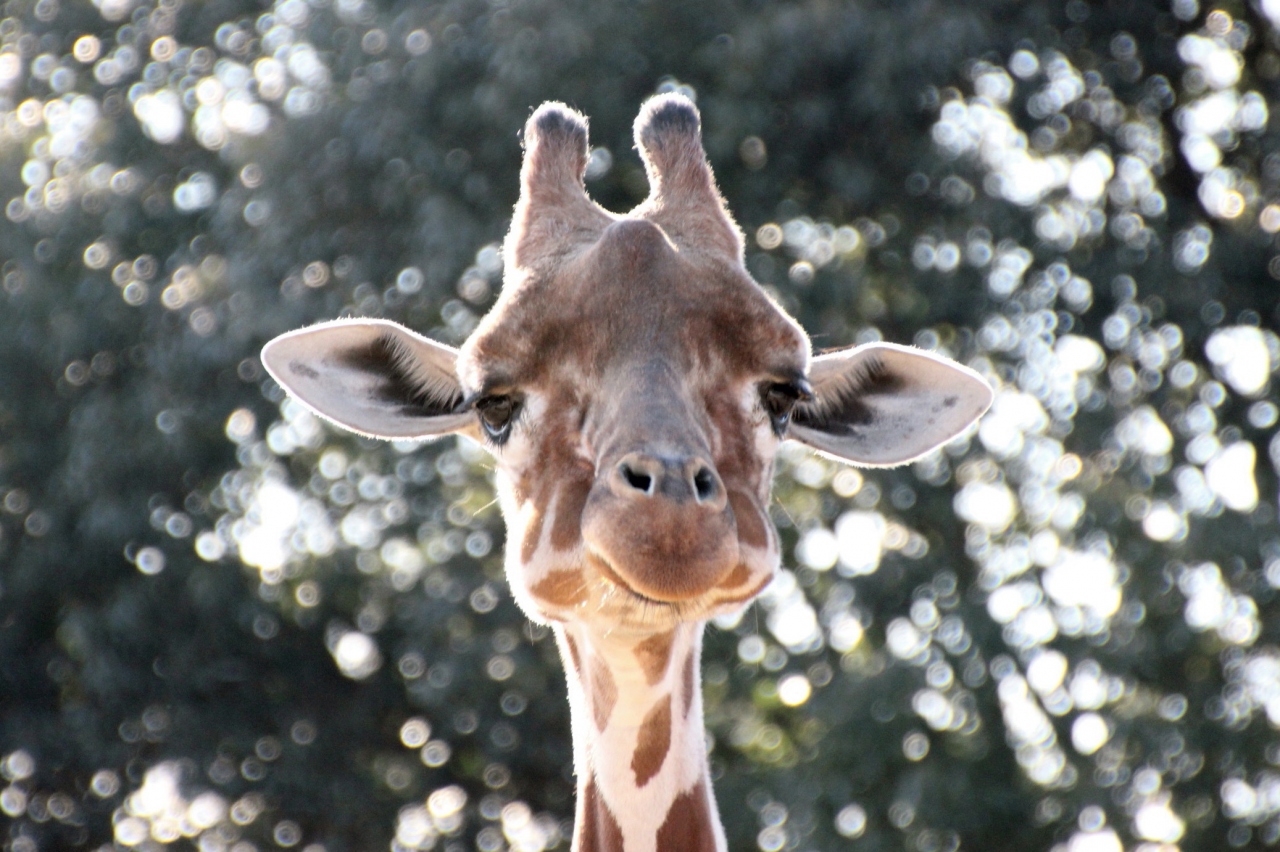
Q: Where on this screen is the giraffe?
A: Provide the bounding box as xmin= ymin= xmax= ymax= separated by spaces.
xmin=261 ymin=94 xmax=993 ymax=852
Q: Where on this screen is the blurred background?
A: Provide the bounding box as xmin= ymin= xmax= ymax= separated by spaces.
xmin=2 ymin=0 xmax=1280 ymax=850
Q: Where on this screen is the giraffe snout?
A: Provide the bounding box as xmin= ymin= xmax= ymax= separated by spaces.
xmin=610 ymin=452 xmax=727 ymax=510
xmin=581 ymin=451 xmax=739 ymax=603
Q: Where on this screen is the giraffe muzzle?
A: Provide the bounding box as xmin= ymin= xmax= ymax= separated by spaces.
xmin=581 ymin=451 xmax=739 ymax=603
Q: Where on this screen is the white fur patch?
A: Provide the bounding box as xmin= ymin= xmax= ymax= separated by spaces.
xmin=559 ymin=622 xmax=726 ymax=852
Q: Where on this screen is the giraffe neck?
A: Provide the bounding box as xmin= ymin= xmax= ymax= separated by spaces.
xmin=555 ymin=620 xmax=725 ymax=852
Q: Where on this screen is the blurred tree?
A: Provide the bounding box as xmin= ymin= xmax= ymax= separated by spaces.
xmin=1 ymin=0 xmax=1279 ymax=851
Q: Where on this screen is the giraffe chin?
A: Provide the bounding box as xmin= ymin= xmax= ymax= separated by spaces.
xmin=577 ymin=547 xmax=777 ymax=626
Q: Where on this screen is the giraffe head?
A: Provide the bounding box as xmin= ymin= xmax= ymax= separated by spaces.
xmin=261 ymin=95 xmax=992 ymax=636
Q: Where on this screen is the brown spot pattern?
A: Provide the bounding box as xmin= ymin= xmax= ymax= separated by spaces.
xmin=655 ymin=779 xmax=718 ymax=852
xmin=578 ymin=778 xmax=625 ymax=852
xmin=562 ymin=632 xmax=582 ymax=675
xmin=550 ymin=474 xmax=592 ymax=551
xmin=531 ymin=569 xmax=588 ymax=608
xmin=721 ymin=562 xmax=751 ymax=590
xmin=631 ymin=694 xmax=672 ymax=786
xmin=507 ymin=393 xmax=592 ymax=564
xmin=589 ymin=652 xmax=617 ymax=732
xmin=714 ymin=574 xmax=772 ymax=607
xmin=683 ymin=650 xmax=697 ymax=719
xmin=727 ymin=488 xmax=767 ymax=550
xmin=634 ymin=630 xmax=675 ymax=685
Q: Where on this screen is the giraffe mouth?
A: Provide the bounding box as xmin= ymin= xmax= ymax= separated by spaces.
xmin=585 ymin=550 xmax=675 ymax=609
xmin=581 ymin=549 xmax=771 ymax=633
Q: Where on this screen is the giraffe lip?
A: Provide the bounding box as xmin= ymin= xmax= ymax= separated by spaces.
xmin=585 ymin=550 xmax=673 ymax=608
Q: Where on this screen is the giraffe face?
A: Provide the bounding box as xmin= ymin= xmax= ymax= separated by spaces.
xmin=456 ymin=218 xmax=809 ymax=631
xmin=260 ymin=95 xmax=994 ymax=637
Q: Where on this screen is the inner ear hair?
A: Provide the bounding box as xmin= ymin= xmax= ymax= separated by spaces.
xmin=339 ymin=332 xmax=465 ymax=418
xmin=793 ymin=351 xmax=903 ymax=434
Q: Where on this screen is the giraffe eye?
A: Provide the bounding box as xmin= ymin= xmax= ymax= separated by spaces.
xmin=757 ymin=381 xmax=798 ymax=434
xmin=476 ymin=395 xmax=519 ymax=444
xmin=761 ymin=380 xmax=811 ymax=437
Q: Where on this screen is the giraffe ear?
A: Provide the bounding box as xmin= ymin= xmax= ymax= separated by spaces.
xmin=789 ymin=343 xmax=993 ymax=467
xmin=261 ymin=319 xmax=473 ymax=440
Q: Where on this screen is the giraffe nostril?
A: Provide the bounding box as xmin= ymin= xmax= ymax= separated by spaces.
xmin=621 ymin=464 xmax=653 ymax=494
xmin=613 ymin=454 xmax=723 ymax=505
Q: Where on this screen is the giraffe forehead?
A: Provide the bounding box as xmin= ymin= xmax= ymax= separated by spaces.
xmin=461 ymin=222 xmax=808 ymax=388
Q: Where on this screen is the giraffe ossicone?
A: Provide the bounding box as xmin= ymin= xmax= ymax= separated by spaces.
xmin=262 ymin=94 xmax=993 ymax=852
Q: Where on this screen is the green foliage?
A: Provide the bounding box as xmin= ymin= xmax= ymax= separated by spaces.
xmin=2 ymin=0 xmax=1280 ymax=851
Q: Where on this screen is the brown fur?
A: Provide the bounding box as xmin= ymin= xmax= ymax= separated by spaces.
xmin=550 ymin=477 xmax=593 ymax=551
xmin=655 ymin=779 xmax=718 ymax=852
xmin=631 ymin=694 xmax=673 ymax=786
xmin=531 ymin=569 xmax=588 ymax=608
xmin=682 ymin=650 xmax=697 ymax=720
xmin=713 ymin=575 xmax=774 ymax=607
xmin=562 ymin=632 xmax=582 ymax=671
xmin=589 ymin=651 xmax=618 ymax=732
xmin=721 ymin=562 xmax=751 ymax=589
xmin=634 ymin=631 xmax=676 ymax=685
xmin=515 ymin=393 xmax=592 ymax=562
xmin=579 ymin=779 xmax=626 ymax=852
xmin=726 ymin=489 xmax=768 ymax=551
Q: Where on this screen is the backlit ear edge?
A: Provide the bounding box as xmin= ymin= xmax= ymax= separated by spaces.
xmin=789 ymin=343 xmax=993 ymax=467
xmin=261 ymin=319 xmax=475 ymax=440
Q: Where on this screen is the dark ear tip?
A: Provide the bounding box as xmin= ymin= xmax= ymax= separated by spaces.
xmin=635 ymin=93 xmax=701 ymax=145
xmin=527 ymin=102 xmax=588 ymax=148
